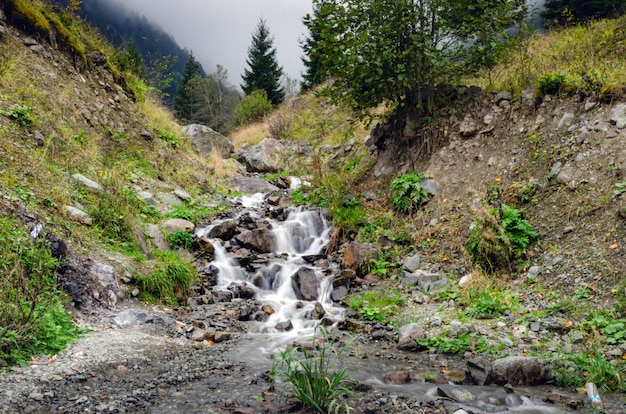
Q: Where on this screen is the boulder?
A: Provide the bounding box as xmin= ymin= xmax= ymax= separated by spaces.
xmin=182 ymin=124 xmax=234 ymax=158
xmin=459 ymin=116 xmax=478 ymax=138
xmin=207 ymin=219 xmax=238 ymax=241
xmin=275 ymin=320 xmax=293 ymax=331
xmin=240 ymin=138 xmax=310 ymax=173
xmin=89 ymin=261 xmax=121 ymax=307
xmin=291 ymin=267 xmax=320 ymax=301
xmin=609 ymin=103 xmax=626 ymax=129
xmin=145 ymin=224 xmax=169 ymax=251
xmin=65 ymin=206 xmax=92 ymax=225
xmin=397 ymin=323 xmax=427 ymax=351
xmin=489 ymin=356 xmax=546 ymax=386
xmin=71 ymin=173 xmax=103 ymax=193
xmin=343 ymin=242 xmax=379 ymax=274
xmin=383 ymin=371 xmax=411 ymax=384
xmin=226 ymin=175 xmax=279 ymax=194
xmin=234 ymin=228 xmax=276 ymax=253
xmin=402 ymin=253 xmax=421 ymax=272
xmin=161 ymin=218 xmax=195 ymax=234
xmin=466 ymin=355 xmax=493 ymax=386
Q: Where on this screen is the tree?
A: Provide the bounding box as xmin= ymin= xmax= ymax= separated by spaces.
xmin=542 ymin=0 xmax=626 ymax=26
xmin=174 ymin=53 xmax=202 ymax=121
xmin=300 ymin=3 xmax=327 ymax=91
xmin=186 ymin=65 xmax=241 ymax=133
xmin=308 ymin=0 xmax=527 ymax=128
xmin=241 ymin=19 xmax=285 ymax=106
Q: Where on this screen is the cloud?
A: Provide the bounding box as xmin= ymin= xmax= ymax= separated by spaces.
xmin=119 ymin=0 xmax=312 ymax=85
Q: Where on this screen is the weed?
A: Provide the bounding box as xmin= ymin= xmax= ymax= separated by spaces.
xmin=133 ymin=251 xmax=196 ymax=305
xmin=390 ymin=172 xmax=428 ymax=214
xmin=166 ymin=230 xmax=193 ymax=250
xmin=0 ymin=217 xmax=82 ymax=365
xmin=613 ymin=181 xmax=626 ymax=197
xmin=270 ymin=327 xmax=353 ymax=414
xmin=154 ymin=128 xmax=182 ymax=148
xmin=347 ymin=288 xmax=405 ymax=322
xmin=417 ymin=333 xmax=490 ymax=354
xmin=552 ymin=351 xmax=624 ymax=392
xmin=464 ymin=288 xmax=518 ymax=319
xmin=1 ymin=104 xmax=34 ymax=127
xmin=167 ymin=201 xmax=225 ymax=223
xmin=538 ymin=72 xmax=568 ymax=96
xmin=14 ymin=185 xmax=34 ymax=202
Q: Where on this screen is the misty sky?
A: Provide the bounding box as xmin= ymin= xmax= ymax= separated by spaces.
xmin=117 ymin=0 xmax=312 ymax=86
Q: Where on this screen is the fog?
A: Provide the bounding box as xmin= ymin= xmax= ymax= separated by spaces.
xmin=113 ymin=0 xmax=312 ymax=86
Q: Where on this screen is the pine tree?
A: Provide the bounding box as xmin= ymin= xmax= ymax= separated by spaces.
xmin=241 ymin=19 xmax=285 ymax=106
xmin=301 ymin=4 xmax=326 ymax=91
xmin=174 ymin=53 xmax=202 ymax=121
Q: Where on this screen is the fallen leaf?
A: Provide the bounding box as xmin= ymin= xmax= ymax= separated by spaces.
xmin=495 ymin=177 xmax=502 ymax=182
xmin=610 ymin=243 xmax=619 ymax=249
xmin=565 ymin=321 xmax=573 ymax=328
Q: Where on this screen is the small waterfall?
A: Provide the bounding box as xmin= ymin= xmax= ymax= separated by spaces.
xmin=196 ymin=193 xmax=343 ymax=338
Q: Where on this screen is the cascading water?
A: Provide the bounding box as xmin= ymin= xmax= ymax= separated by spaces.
xmin=196 ymin=193 xmax=343 ymax=340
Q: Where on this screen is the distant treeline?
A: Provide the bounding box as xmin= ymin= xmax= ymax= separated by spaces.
xmin=49 ymin=0 xmax=206 ymax=104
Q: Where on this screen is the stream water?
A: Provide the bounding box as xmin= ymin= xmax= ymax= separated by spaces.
xmin=168 ymin=194 xmax=616 ymax=412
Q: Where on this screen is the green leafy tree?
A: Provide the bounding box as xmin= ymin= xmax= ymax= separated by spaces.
xmin=542 ymin=0 xmax=626 ymax=25
xmin=300 ymin=3 xmax=327 ymax=91
xmin=308 ymin=0 xmax=527 ymax=127
xmin=241 ymin=19 xmax=285 ymax=106
xmin=174 ymin=53 xmax=202 ymax=121
xmin=186 ymin=65 xmax=241 ymax=133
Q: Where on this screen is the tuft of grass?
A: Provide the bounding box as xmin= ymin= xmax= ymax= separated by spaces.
xmin=271 ymin=327 xmax=353 ymax=414
xmin=133 ymin=251 xmax=196 ymax=306
xmin=347 ymin=287 xmax=405 ymax=323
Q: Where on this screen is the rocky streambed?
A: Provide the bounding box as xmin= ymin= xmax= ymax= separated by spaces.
xmin=1 ymin=190 xmax=625 ymax=413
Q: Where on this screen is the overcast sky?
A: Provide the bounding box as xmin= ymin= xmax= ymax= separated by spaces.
xmin=115 ymin=0 xmax=312 ymax=87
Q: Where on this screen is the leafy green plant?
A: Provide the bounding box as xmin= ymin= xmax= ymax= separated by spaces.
xmin=0 ymin=217 xmax=83 ymax=365
xmin=613 ymin=181 xmax=626 ymax=197
xmin=464 ymin=288 xmax=518 ymax=319
xmin=271 ymin=327 xmax=353 ymax=414
xmin=417 ymin=333 xmax=490 ymax=354
xmin=154 ymin=128 xmax=182 ymax=148
xmin=552 ymin=351 xmax=624 ymax=392
xmin=468 ymin=204 xmax=538 ymax=273
xmin=166 ymin=230 xmax=193 ymax=250
xmin=167 ymin=201 xmax=225 ymax=223
xmin=390 ymin=172 xmax=427 ymax=214
xmin=538 ymin=72 xmax=568 ymax=95
xmin=347 ymin=288 xmax=405 ymax=322
xmin=1 ymin=104 xmax=34 ymax=127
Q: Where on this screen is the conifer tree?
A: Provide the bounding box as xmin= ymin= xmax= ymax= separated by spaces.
xmin=241 ymin=19 xmax=285 ymax=106
xmin=300 ymin=4 xmax=326 ymax=91
xmin=174 ymin=53 xmax=202 ymax=121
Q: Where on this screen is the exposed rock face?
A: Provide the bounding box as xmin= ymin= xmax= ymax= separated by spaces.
xmin=226 ymin=175 xmax=279 ymax=194
xmin=291 ymin=267 xmax=320 ymax=301
xmin=182 ymin=124 xmax=234 ymax=158
xmin=161 ymin=218 xmax=195 ymax=234
xmin=89 ymin=261 xmax=122 ymax=307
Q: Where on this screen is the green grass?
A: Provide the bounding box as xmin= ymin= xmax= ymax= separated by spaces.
xmin=133 ymin=251 xmax=196 ymax=305
xmin=347 ymin=288 xmax=405 ymax=323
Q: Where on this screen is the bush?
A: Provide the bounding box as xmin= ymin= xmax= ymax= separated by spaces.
xmin=271 ymin=327 xmax=353 ymax=414
xmin=235 ymin=89 xmax=273 ymax=125
xmin=166 ymin=230 xmax=193 ymax=250
xmin=538 ymin=72 xmax=568 ymax=96
xmin=468 ymin=204 xmax=538 ymax=273
xmin=390 ymin=172 xmax=427 ymax=214
xmin=0 ymin=217 xmax=82 ymax=365
xmin=134 ymin=251 xmax=196 ymax=305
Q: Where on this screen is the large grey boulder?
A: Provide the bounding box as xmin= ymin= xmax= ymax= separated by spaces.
xmin=182 ymin=124 xmax=234 ymax=158
xmin=291 ymin=267 xmax=320 ymax=301
xmin=90 ymin=261 xmax=122 ymax=307
xmin=226 ymin=175 xmax=279 ymax=194
xmin=343 ymin=242 xmax=379 ymax=274
xmin=239 ymin=138 xmax=311 ymax=173
xmin=234 ymin=228 xmax=276 ymax=253
xmin=397 ymin=323 xmax=427 ymax=351
xmin=489 ymin=356 xmax=546 ymax=386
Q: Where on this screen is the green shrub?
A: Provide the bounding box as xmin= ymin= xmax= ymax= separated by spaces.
xmin=235 ymin=89 xmax=273 ymax=125
xmin=390 ymin=172 xmax=427 ymax=214
xmin=271 ymin=327 xmax=353 ymax=414
xmin=552 ymin=351 xmax=624 ymax=392
xmin=464 ymin=288 xmax=518 ymax=319
xmin=1 ymin=104 xmax=34 ymax=128
xmin=0 ymin=217 xmax=83 ymax=365
xmin=538 ymin=72 xmax=568 ymax=96
xmin=166 ymin=230 xmax=193 ymax=250
xmin=417 ymin=333 xmax=490 ymax=354
xmin=468 ymin=204 xmax=538 ymax=273
xmin=347 ymin=288 xmax=405 ymax=322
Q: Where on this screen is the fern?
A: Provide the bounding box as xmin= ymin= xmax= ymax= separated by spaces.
xmin=390 ymin=172 xmax=427 ymax=214
xmin=500 ymin=204 xmax=538 ymax=255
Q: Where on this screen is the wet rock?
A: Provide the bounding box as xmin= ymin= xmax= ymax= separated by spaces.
xmin=343 ymin=242 xmax=379 ymax=274
xmin=192 ymin=236 xmax=215 ymax=259
xmin=215 ymin=290 xmax=234 ymax=302
xmin=397 ymin=323 xmax=427 ymax=351
xmin=161 ymin=218 xmax=195 ymax=234
xmin=275 ymin=320 xmax=293 ymax=331
xmin=291 ymin=267 xmax=320 ymax=301
xmin=234 ymin=228 xmax=276 ymax=253
xmin=331 ymin=285 xmax=348 ymax=302
xmin=489 ymin=356 xmax=546 ymax=386
xmin=208 ymin=219 xmax=237 ymax=240
xmin=230 ymin=283 xmax=256 ymax=299
xmin=466 ymin=355 xmax=493 ymax=386
xmin=437 ymin=386 xmax=475 ymax=402
xmin=383 ymin=371 xmax=411 ymax=384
